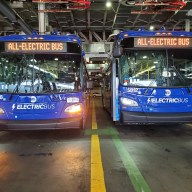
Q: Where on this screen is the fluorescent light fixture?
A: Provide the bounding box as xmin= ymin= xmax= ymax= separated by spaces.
xmin=106 ymin=1 xmax=112 ymax=7
xmin=30 ymin=59 xmax=37 ymax=63
xmin=149 ymin=25 xmax=154 ymax=31
xmin=180 ymin=69 xmax=187 ymax=71
xmin=29 ymin=64 xmax=57 ymax=78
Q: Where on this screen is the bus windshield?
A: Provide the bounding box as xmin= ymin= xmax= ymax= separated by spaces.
xmin=119 ymin=49 xmax=192 ymax=87
xmin=0 ymin=53 xmax=81 ymax=93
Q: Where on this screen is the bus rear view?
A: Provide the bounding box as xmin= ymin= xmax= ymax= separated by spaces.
xmin=102 ymin=30 xmax=192 ymax=125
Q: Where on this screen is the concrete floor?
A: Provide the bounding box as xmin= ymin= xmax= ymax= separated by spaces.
xmin=1 ymin=97 xmax=192 ymax=192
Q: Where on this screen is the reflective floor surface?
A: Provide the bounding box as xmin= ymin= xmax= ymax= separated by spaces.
xmin=1 ymin=97 xmax=192 ymax=192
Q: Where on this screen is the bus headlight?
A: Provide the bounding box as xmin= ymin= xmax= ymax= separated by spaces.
xmin=120 ymin=97 xmax=138 ymax=107
xmin=65 ymin=104 xmax=82 ymax=113
xmin=0 ymin=108 xmax=4 ymax=114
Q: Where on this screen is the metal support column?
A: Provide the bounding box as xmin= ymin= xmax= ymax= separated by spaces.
xmin=38 ymin=3 xmax=46 ymax=34
xmin=185 ymin=19 xmax=190 ymax=32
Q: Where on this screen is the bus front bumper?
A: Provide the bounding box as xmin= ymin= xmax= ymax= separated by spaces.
xmin=120 ymin=111 xmax=192 ymax=124
xmin=0 ymin=117 xmax=82 ymax=130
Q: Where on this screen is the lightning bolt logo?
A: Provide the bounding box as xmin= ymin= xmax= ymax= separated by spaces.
xmin=12 ymin=104 xmax=16 ymax=110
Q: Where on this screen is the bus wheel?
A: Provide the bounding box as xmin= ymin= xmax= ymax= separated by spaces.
xmin=114 ymin=121 xmax=121 ymax=126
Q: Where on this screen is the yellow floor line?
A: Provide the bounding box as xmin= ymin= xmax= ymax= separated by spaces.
xmin=91 ymin=100 xmax=106 ymax=192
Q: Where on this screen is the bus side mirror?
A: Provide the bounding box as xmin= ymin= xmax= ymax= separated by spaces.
xmin=113 ymin=47 xmax=122 ymax=58
xmin=87 ymin=80 xmax=93 ymax=89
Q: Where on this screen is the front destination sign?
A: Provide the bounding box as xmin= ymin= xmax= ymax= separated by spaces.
xmin=134 ymin=37 xmax=192 ymax=48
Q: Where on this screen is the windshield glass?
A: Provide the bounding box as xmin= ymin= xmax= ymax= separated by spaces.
xmin=0 ymin=54 xmax=81 ymax=93
xmin=119 ymin=49 xmax=192 ymax=87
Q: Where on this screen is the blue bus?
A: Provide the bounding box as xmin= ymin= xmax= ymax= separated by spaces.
xmin=102 ymin=30 xmax=192 ymax=124
xmin=0 ymin=33 xmax=91 ymax=130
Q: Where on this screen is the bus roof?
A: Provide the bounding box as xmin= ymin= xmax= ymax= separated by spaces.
xmin=0 ymin=33 xmax=82 ymax=46
xmin=115 ymin=30 xmax=192 ymax=42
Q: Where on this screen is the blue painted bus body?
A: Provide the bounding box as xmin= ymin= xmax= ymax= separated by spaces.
xmin=0 ymin=34 xmax=89 ymax=130
xmin=118 ymin=86 xmax=192 ymax=124
xmin=0 ymin=93 xmax=85 ymax=129
xmin=103 ymin=30 xmax=192 ymax=124
xmin=0 ymin=33 xmax=82 ymax=44
xmin=115 ymin=30 xmax=192 ymax=41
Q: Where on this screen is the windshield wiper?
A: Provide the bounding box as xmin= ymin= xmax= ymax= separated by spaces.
xmin=8 ymin=84 xmax=20 ymax=101
xmin=42 ymin=81 xmax=59 ymax=101
xmin=172 ymin=65 xmax=191 ymax=93
xmin=144 ymin=80 xmax=156 ymax=95
xmin=9 ymin=82 xmax=60 ymax=102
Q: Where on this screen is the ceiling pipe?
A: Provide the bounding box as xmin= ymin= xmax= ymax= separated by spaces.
xmin=0 ymin=0 xmax=32 ymax=34
xmin=33 ymin=0 xmax=91 ymax=11
xmin=122 ymin=0 xmax=186 ymax=14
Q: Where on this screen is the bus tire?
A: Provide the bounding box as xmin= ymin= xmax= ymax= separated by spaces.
xmin=114 ymin=121 xmax=121 ymax=126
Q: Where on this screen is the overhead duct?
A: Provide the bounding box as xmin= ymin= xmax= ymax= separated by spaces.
xmin=32 ymin=0 xmax=91 ymax=12
xmin=10 ymin=1 xmax=24 ymax=9
xmin=120 ymin=0 xmax=186 ymax=14
xmin=0 ymin=0 xmax=32 ymax=34
xmin=106 ymin=30 xmax=120 ymax=42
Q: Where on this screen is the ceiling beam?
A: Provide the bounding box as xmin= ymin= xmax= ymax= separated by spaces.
xmin=92 ymin=31 xmax=102 ymax=42
xmin=62 ymin=25 xmax=112 ymax=28
xmin=78 ymin=31 xmax=89 ymax=43
xmin=70 ymin=12 xmax=75 ymax=26
xmin=160 ymin=10 xmax=179 ymax=29
xmin=112 ymin=2 xmax=121 ymax=30
xmin=70 ymin=12 xmax=76 ymax=34
xmin=89 ymin=31 xmax=92 ymax=42
xmin=88 ymin=10 xmax=90 ymax=28
xmin=173 ymin=20 xmax=184 ymax=30
xmin=103 ymin=31 xmax=106 ymax=41
xmin=133 ymin=14 xmax=140 ymax=26
xmin=103 ymin=10 xmax=107 ymax=27
xmin=0 ymin=0 xmax=32 ymax=34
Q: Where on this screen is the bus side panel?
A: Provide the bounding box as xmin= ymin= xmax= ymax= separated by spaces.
xmin=112 ymin=59 xmax=120 ymax=121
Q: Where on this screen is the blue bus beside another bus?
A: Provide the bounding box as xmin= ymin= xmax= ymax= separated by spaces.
xmin=0 ymin=33 xmax=91 ymax=130
xmin=102 ymin=30 xmax=192 ymax=125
